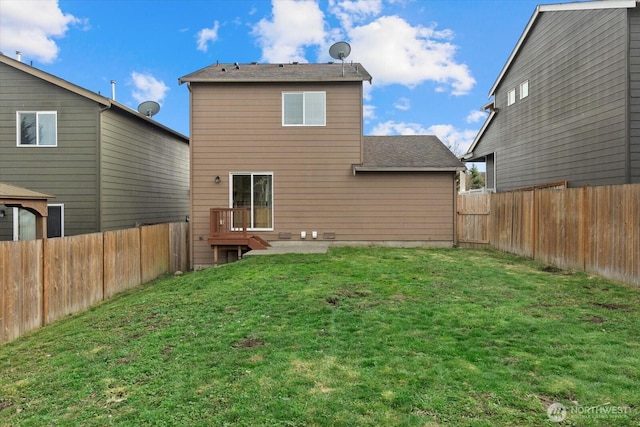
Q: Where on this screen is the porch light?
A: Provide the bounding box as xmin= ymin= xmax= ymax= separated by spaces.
xmin=214 ymin=176 xmax=221 ymax=184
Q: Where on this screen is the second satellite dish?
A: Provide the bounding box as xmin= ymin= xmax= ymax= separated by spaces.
xmin=138 ymin=101 xmax=160 ymax=118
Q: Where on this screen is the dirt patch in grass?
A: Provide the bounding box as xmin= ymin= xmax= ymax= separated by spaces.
xmin=0 ymin=400 xmax=13 ymax=412
xmin=233 ymin=336 xmax=265 ymax=349
xmin=117 ymin=354 xmax=138 ymax=364
xmin=535 ymin=393 xmax=557 ymax=408
xmin=590 ymin=302 xmax=631 ymax=311
xmin=540 ymin=265 xmax=563 ymax=274
xmin=326 ymin=296 xmax=340 ymax=307
xmin=161 ymin=345 xmax=175 ymax=356
xmin=582 ymin=315 xmax=605 ymax=324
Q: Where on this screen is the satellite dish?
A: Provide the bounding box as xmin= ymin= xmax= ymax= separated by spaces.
xmin=137 ymin=100 xmax=160 ymax=118
xmin=329 ymin=41 xmax=351 ymax=77
xmin=329 ymin=41 xmax=351 ymax=60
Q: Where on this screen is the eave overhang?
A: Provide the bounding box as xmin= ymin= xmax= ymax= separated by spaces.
xmin=488 ymin=0 xmax=636 ymax=98
xmin=352 ymin=165 xmax=466 ymax=175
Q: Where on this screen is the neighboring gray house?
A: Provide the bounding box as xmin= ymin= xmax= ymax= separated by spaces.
xmin=463 ymin=0 xmax=640 ymax=191
xmin=0 ymin=54 xmax=189 ymax=240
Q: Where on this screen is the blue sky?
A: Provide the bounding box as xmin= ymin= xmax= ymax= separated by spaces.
xmin=0 ymin=0 xmax=585 ymax=157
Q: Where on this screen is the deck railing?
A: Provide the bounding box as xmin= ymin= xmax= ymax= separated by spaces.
xmin=210 ymin=208 xmax=249 ymax=237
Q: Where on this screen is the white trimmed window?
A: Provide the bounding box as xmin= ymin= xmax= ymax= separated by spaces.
xmin=282 ymin=92 xmax=326 ymax=126
xmin=520 ymin=81 xmax=529 ymax=99
xmin=17 ymin=111 xmax=57 ymax=146
xmin=507 ymin=89 xmax=516 ymax=106
xmin=12 ymin=204 xmax=64 ymax=240
xmin=231 ymin=173 xmax=274 ymax=230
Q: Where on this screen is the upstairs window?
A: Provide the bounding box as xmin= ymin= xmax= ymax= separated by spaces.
xmin=282 ymin=92 xmax=325 ymax=126
xmin=507 ymin=89 xmax=516 ymax=106
xmin=520 ymin=80 xmax=529 ymax=99
xmin=17 ymin=111 xmax=57 ymax=146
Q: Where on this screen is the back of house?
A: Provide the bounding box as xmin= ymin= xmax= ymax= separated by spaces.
xmin=180 ymin=61 xmax=464 ymax=268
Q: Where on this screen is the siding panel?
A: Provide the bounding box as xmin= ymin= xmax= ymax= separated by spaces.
xmin=0 ymin=62 xmax=99 ymax=236
xmin=190 ymin=82 xmax=455 ymax=267
xmin=473 ymin=8 xmax=629 ymax=190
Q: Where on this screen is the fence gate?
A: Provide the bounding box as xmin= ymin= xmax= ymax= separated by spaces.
xmin=456 ymin=193 xmax=491 ymax=248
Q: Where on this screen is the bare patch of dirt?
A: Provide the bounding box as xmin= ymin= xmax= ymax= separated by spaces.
xmin=233 ymin=336 xmax=265 ymax=349
xmin=540 ymin=265 xmax=563 ymax=274
xmin=161 ymin=345 xmax=175 ymax=356
xmin=582 ymin=315 xmax=605 ymax=324
xmin=117 ymin=354 xmax=137 ymax=364
xmin=326 ymin=296 xmax=340 ymax=307
xmin=0 ymin=400 xmax=13 ymax=412
xmin=536 ymin=393 xmax=556 ymax=408
xmin=590 ymin=302 xmax=630 ymax=311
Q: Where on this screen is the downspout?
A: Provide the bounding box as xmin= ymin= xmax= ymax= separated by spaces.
xmin=625 ymin=11 xmax=631 ymax=183
xmin=186 ymin=82 xmax=195 ymax=270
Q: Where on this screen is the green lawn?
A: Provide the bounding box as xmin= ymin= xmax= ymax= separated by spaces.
xmin=1 ymin=248 xmax=638 ymax=426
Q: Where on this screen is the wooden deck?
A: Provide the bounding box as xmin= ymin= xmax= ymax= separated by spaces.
xmin=208 ymin=208 xmax=270 ymax=264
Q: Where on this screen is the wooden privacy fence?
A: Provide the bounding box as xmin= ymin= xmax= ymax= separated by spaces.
xmin=1 ymin=222 xmax=189 ymax=344
xmin=457 ymin=184 xmax=639 ymax=287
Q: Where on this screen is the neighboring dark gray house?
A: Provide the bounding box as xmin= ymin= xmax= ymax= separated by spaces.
xmin=463 ymin=0 xmax=640 ymax=191
xmin=0 ymin=54 xmax=189 ymax=240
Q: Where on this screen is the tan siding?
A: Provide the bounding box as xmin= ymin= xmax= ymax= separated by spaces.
xmin=189 ymin=81 xmax=454 ymax=267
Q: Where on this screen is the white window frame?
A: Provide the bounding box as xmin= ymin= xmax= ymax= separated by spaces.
xmin=507 ymin=89 xmax=516 ymax=106
xmin=229 ymin=172 xmax=274 ymax=231
xmin=282 ymin=91 xmax=326 ymax=126
xmin=16 ymin=111 xmax=58 ymax=147
xmin=520 ymin=80 xmax=529 ymax=100
xmin=12 ymin=204 xmax=64 ymax=240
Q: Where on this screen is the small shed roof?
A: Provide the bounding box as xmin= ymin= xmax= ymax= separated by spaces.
xmin=179 ymin=62 xmax=372 ymax=84
xmin=0 ymin=182 xmax=54 ymax=219
xmin=354 ymin=135 xmax=465 ymax=173
xmin=0 ymin=183 xmax=54 ymax=200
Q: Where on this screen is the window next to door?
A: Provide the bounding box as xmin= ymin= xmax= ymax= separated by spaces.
xmin=231 ymin=173 xmax=273 ymax=230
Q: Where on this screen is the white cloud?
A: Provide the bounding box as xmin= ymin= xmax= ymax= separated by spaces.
xmin=329 ymin=0 xmax=382 ymax=30
xmin=196 ymin=21 xmax=220 ymax=52
xmin=347 ymin=16 xmax=475 ymax=95
xmin=130 ymin=72 xmax=169 ymax=105
xmin=393 ymin=97 xmax=410 ymax=111
xmin=371 ymin=120 xmax=477 ymax=156
xmin=252 ymin=0 xmax=326 ymax=63
xmin=0 ymin=0 xmax=84 ymax=63
xmin=363 ymin=104 xmax=376 ymax=120
xmin=466 ymin=109 xmax=488 ymax=123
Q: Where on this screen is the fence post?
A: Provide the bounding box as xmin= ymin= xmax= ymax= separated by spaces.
xmin=532 ymin=189 xmax=538 ymax=260
xmin=42 ymin=238 xmax=47 ymax=327
xmin=582 ymin=185 xmax=588 ymax=271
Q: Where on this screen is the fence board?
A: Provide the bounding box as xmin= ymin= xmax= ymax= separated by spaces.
xmin=140 ymin=224 xmax=170 ymax=284
xmin=44 ymin=234 xmax=104 ymax=324
xmin=1 ymin=222 xmax=188 ymax=344
xmin=169 ymin=222 xmax=189 ymax=272
xmin=456 ymin=194 xmax=490 ymax=248
xmin=0 ymin=240 xmax=42 ymax=343
xmin=535 ymin=188 xmax=584 ymax=271
xmin=104 ymin=228 xmax=141 ymax=299
xmin=459 ymin=184 xmax=639 ymax=287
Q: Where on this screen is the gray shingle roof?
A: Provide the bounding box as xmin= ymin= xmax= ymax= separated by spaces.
xmin=179 ymin=62 xmax=372 ymax=83
xmin=356 ymin=135 xmax=465 ymax=172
